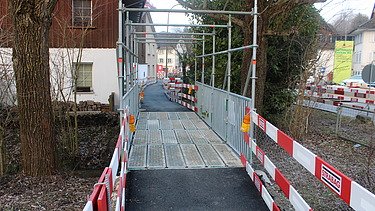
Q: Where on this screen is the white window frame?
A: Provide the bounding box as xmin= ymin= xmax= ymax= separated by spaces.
xmin=74 ymin=62 xmax=93 ymax=92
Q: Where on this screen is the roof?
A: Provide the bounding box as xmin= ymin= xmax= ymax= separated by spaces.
xmin=123 ymin=0 xmax=146 ymax=23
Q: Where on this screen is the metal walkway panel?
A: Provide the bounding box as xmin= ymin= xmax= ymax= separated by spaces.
xmin=139 ymin=112 xmax=148 ymax=119
xmin=137 ymin=120 xmax=147 ymax=130
xmin=189 ymin=130 xmax=208 ymax=145
xmin=200 ymin=130 xmax=224 ymax=144
xmin=162 ymin=130 xmax=178 ymax=144
xmin=186 ymin=112 xmax=199 ymax=119
xmin=171 ymin=120 xmax=184 ymax=129
xmin=133 ymin=130 xmax=147 ymax=145
xmin=159 ymin=119 xmax=173 ymax=130
xmin=175 ymin=130 xmax=193 ymax=144
xmin=212 ymin=144 xmax=242 ymax=167
xmin=180 ymin=144 xmax=205 ymax=168
xmin=194 ymin=120 xmax=210 ymax=130
xmin=157 ymin=112 xmax=169 ymax=120
xmin=165 ymin=144 xmax=186 ymax=168
xmin=148 ymin=112 xmax=158 ymax=120
xmin=149 ymin=130 xmax=162 ymax=144
xmin=147 ymin=145 xmax=165 ymax=168
xmin=147 ymin=120 xmax=159 ymax=130
xmin=180 ymin=119 xmax=197 ymax=130
xmin=196 ymin=144 xmax=225 ymax=167
xmin=168 ymin=112 xmax=179 ymax=120
xmin=177 ymin=112 xmax=189 ymax=119
xmin=128 ymin=145 xmax=147 ymax=169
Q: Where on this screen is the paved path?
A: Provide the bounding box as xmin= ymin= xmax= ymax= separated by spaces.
xmin=125 ymin=168 xmax=268 ymax=211
xmin=141 ymin=81 xmax=190 ymax=112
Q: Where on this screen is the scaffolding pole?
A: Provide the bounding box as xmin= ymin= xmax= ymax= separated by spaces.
xmin=249 ymin=0 xmax=259 ymax=165
xmin=125 ymin=11 xmax=130 ymax=92
xmin=137 ymin=41 xmax=197 ymax=44
xmin=135 ymin=37 xmax=203 ymax=41
xmin=128 ymin=23 xmax=229 ymax=28
xmin=201 ymin=34 xmax=205 ymax=83
xmin=195 ymin=45 xmax=257 ymax=58
xmin=122 ymin=8 xmax=254 ymax=15
xmin=212 ymin=28 xmax=216 ymax=88
xmin=117 ymin=0 xmax=124 ymax=110
xmin=227 ymin=15 xmax=232 ymax=92
xmin=133 ymin=32 xmax=214 ymax=36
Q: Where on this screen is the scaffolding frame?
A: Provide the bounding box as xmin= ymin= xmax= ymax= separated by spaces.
xmin=117 ymin=2 xmax=259 ymax=163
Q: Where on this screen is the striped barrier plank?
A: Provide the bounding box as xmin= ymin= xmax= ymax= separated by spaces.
xmin=84 ymin=109 xmax=130 ymax=211
xmin=178 ymin=100 xmax=198 ymax=112
xmin=250 ymin=109 xmax=375 ymax=211
xmin=244 ymin=134 xmax=312 ymax=210
xmin=175 ymin=83 xmax=199 ymax=90
xmin=240 ymin=154 xmax=281 ymax=211
xmin=178 ymin=93 xmax=198 ymax=102
xmin=306 ymin=91 xmax=375 ymax=104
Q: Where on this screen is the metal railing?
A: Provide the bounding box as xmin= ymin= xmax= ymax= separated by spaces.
xmin=122 ymin=84 xmax=140 ymax=118
xmin=195 ymin=82 xmax=252 ymax=158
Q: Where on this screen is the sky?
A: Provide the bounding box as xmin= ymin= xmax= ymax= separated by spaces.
xmin=148 ymin=0 xmax=375 ymax=32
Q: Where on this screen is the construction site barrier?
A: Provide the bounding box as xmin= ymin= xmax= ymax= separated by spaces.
xmin=165 ymin=82 xmax=198 ymax=112
xmin=83 ymin=83 xmax=140 ymax=210
xmin=249 ymin=109 xmax=375 ymax=211
xmin=240 ymin=154 xmax=281 ymax=211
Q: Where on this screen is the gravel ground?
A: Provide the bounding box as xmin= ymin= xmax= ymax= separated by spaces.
xmin=254 ymin=109 xmax=375 ymax=210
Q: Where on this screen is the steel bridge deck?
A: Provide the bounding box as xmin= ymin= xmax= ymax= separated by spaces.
xmin=128 ymin=112 xmax=242 ymax=170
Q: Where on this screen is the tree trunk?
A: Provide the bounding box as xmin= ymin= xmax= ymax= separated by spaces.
xmin=10 ymin=0 xmax=57 ymax=176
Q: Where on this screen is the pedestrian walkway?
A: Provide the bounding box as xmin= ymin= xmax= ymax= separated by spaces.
xmin=128 ymin=112 xmax=242 ymax=169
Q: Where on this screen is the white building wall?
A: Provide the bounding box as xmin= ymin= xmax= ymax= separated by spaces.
xmin=0 ymin=48 xmax=119 ymax=107
xmin=353 ymin=30 xmax=375 ymax=75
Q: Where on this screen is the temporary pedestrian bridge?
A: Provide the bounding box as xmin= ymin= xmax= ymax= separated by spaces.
xmin=83 ymin=1 xmax=375 ymax=211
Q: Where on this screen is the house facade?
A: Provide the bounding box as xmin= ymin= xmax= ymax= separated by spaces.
xmin=0 ymin=0 xmax=146 ymax=108
xmin=157 ymin=46 xmax=180 ymax=77
xmin=351 ymin=5 xmax=375 ymax=76
xmin=137 ymin=12 xmax=158 ymax=80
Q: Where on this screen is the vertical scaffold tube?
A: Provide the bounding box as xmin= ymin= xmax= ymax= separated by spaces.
xmin=117 ymin=0 xmax=124 ymax=110
xmin=227 ymin=15 xmax=232 ymax=92
xmin=249 ymin=0 xmax=258 ymax=164
xmin=202 ymin=34 xmax=205 ymax=83
xmin=125 ymin=11 xmax=130 ymax=92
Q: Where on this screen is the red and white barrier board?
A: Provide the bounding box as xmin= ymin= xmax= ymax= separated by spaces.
xmin=178 ymin=100 xmax=198 ymax=112
xmin=250 ymin=110 xmax=375 ymax=211
xmin=240 ymin=154 xmax=281 ymax=211
xmin=84 ymin=109 xmax=130 ymax=211
xmin=175 ymin=83 xmax=199 ymax=90
xmin=244 ymin=133 xmax=312 ymax=210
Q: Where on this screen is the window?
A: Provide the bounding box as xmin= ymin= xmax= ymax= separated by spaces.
xmin=72 ymin=0 xmax=92 ymax=27
xmin=167 ymin=58 xmax=172 ymax=64
xmin=159 ymin=58 xmax=164 ymax=63
xmin=75 ymin=63 xmax=93 ymax=92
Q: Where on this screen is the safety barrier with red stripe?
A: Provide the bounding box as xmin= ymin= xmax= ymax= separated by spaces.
xmin=178 ymin=93 xmax=198 ymax=102
xmin=249 ymin=109 xmax=375 ymax=211
xmin=307 ymin=85 xmax=375 ymax=95
xmin=178 ymin=100 xmax=198 ymax=112
xmin=240 ymin=154 xmax=281 ymax=211
xmin=175 ymin=83 xmax=199 ymax=90
xmin=83 ymin=109 xmax=130 ymax=211
xmin=306 ymin=91 xmax=375 ymax=105
xmin=242 ymin=115 xmax=312 ymax=209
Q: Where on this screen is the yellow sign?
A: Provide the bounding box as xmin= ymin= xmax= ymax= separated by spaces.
xmin=333 ymin=41 xmax=354 ymax=83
